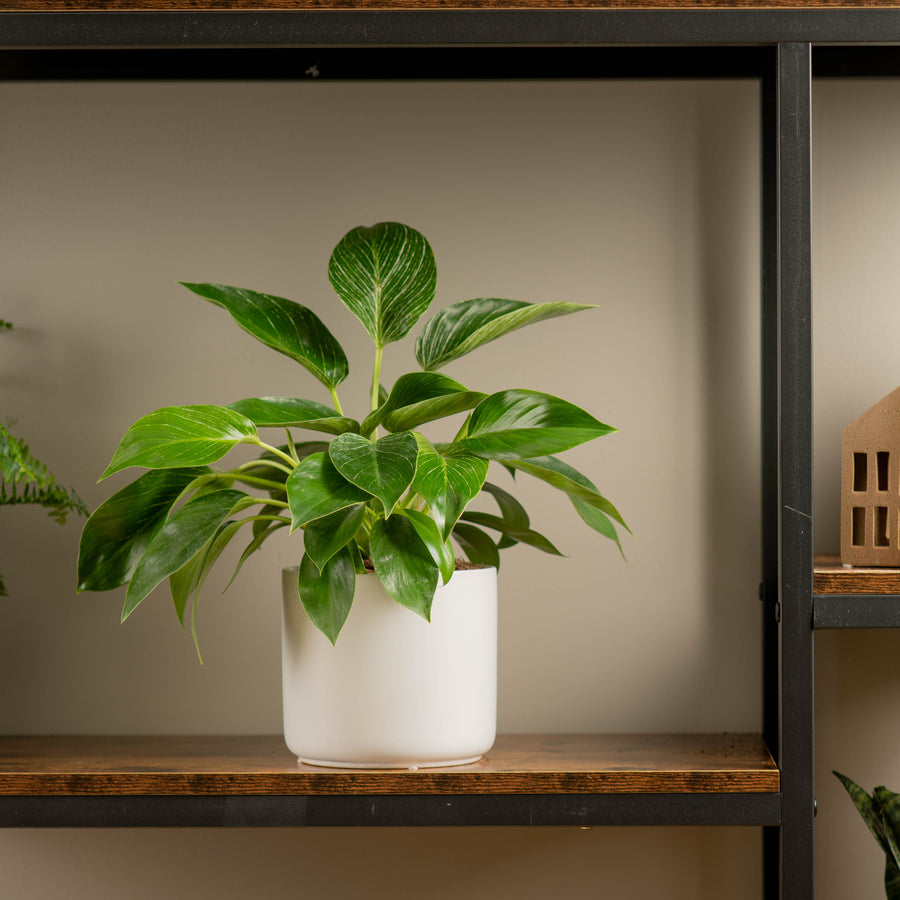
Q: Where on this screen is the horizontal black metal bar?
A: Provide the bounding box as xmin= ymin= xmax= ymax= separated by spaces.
xmin=814 ymin=45 xmax=900 ymax=77
xmin=814 ymin=595 xmax=900 ymax=629
xmin=4 ymin=10 xmax=900 ymax=50
xmin=0 ymin=792 xmax=782 ymax=828
xmin=0 ymin=45 xmax=772 ymax=81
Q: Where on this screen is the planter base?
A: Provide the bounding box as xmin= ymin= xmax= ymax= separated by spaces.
xmin=298 ymin=753 xmax=484 ymax=770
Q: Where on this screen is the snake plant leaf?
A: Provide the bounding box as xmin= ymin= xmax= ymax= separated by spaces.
xmin=77 ymin=467 xmax=210 ymax=592
xmin=297 ymin=546 xmax=356 ymax=644
xmin=415 ymin=297 xmax=594 ymax=371
xmin=399 ymin=508 xmax=455 ymax=585
xmin=227 ymin=397 xmax=359 ymax=436
xmin=412 ymin=436 xmax=488 ymax=541
xmin=100 ymin=405 xmax=258 ymax=480
xmin=509 ymin=454 xmax=629 ymax=533
xmin=286 ymin=452 xmax=371 ymax=531
xmin=328 ymin=431 xmax=418 ymax=517
xmin=122 ymin=489 xmax=250 ymax=621
xmin=835 ymin=772 xmax=892 ymax=856
xmin=370 ymin=514 xmax=439 ymax=620
xmin=327 ymin=222 xmax=436 ymax=347
xmin=460 ymin=390 xmax=616 ymax=461
xmin=459 ymin=511 xmax=562 ymax=556
xmin=876 ymin=787 xmax=900 ymax=874
xmin=181 ymin=282 xmax=349 ymax=390
xmin=302 ymin=503 xmax=367 ymax=572
xmin=452 ymin=521 xmax=500 ymax=569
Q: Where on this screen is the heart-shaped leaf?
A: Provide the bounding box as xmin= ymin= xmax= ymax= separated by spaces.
xmin=415 ymin=297 xmax=594 ymax=371
xmin=328 ymin=222 xmax=436 ymax=347
xmin=182 ymin=282 xmax=348 ymax=390
xmin=227 ymin=397 xmax=359 ymax=436
xmin=370 ymin=515 xmax=439 ymax=620
xmin=412 ymin=436 xmax=488 ymax=540
xmin=328 ymin=431 xmax=418 ymax=517
xmin=100 ymin=405 xmax=258 ymax=480
xmin=400 ymin=508 xmax=455 ymax=585
xmin=123 ymin=489 xmax=249 ymax=620
xmin=285 ymin=452 xmax=371 ymax=530
xmin=303 ymin=503 xmax=367 ymax=571
xmin=460 ymin=390 xmax=616 ymax=461
xmin=77 ymin=467 xmax=210 ymax=592
xmin=297 ymin=546 xmax=356 ymax=644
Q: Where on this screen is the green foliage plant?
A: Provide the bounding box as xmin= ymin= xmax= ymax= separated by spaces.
xmin=76 ymin=222 xmax=628 ymax=657
xmin=1 ymin=320 xmax=88 ymax=595
xmin=835 ymin=771 xmax=900 ymax=898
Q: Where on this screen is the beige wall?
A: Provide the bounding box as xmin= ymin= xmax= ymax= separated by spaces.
xmin=0 ymin=74 xmax=890 ymax=897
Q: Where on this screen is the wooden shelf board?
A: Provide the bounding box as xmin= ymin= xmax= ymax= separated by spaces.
xmin=814 ymin=553 xmax=900 ymax=595
xmin=0 ymin=733 xmax=779 ymax=797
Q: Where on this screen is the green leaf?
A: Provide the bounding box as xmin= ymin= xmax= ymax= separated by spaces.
xmin=370 ymin=515 xmax=439 ymax=620
xmin=228 ymin=517 xmax=290 ymax=590
xmin=460 ymin=390 xmax=616 ymax=461
xmin=416 ymin=297 xmax=595 ymax=371
xmin=876 ymin=787 xmax=900 ymax=873
xmin=77 ymin=467 xmax=209 ymax=592
xmin=328 ymin=222 xmax=436 ymax=347
xmin=169 ymin=518 xmax=244 ymax=627
xmin=100 ymin=405 xmax=258 ymax=480
xmin=303 ymin=504 xmax=367 ymax=571
xmin=835 ymin=772 xmax=892 ymax=856
xmin=181 ymin=282 xmax=348 ymax=389
xmin=459 ymin=510 xmax=562 ymax=556
xmin=285 ymin=452 xmax=370 ymax=530
xmin=452 ymin=522 xmax=500 ymax=569
xmin=328 ymin=431 xmax=418 ymax=518
xmin=481 ymin=481 xmax=530 ymax=530
xmin=400 ymin=508 xmax=455 ymax=584
xmin=509 ymin=455 xmax=629 ymax=533
xmin=227 ymin=397 xmax=359 ymax=436
xmin=297 ymin=547 xmax=356 ymax=644
xmin=411 ymin=436 xmax=488 ymax=541
xmin=122 ymin=489 xmax=249 ymax=620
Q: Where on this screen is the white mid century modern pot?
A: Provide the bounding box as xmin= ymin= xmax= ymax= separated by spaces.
xmin=282 ymin=566 xmax=498 ymax=769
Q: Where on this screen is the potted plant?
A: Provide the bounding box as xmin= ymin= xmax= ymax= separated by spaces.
xmin=835 ymin=771 xmax=900 ymax=898
xmin=77 ymin=221 xmax=627 ymax=768
xmin=2 ymin=319 xmax=88 ymax=595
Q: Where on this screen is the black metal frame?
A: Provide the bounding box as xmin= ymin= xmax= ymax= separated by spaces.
xmin=8 ymin=8 xmax=900 ymax=898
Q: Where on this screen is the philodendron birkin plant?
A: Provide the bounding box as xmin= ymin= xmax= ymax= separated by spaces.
xmin=77 ymin=222 xmax=627 ymax=658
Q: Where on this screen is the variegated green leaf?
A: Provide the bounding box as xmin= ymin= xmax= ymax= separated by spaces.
xmin=182 ymin=282 xmax=348 ymax=389
xmin=227 ymin=397 xmax=358 ymax=436
xmin=285 ymin=453 xmax=370 ymax=530
xmin=460 ymin=390 xmax=616 ymax=461
xmin=123 ymin=489 xmax=249 ymax=620
xmin=415 ymin=297 xmax=594 ymax=371
xmin=328 ymin=222 xmax=436 ymax=347
xmin=297 ymin=547 xmax=356 ymax=644
xmin=78 ymin=467 xmax=209 ymax=592
xmin=100 ymin=405 xmax=258 ymax=480
xmin=328 ymin=431 xmax=418 ymax=518
xmin=370 ymin=515 xmax=439 ymax=620
xmin=412 ymin=436 xmax=489 ymax=541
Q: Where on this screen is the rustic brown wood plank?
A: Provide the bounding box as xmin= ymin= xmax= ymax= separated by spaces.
xmin=815 ymin=553 xmax=900 ymax=595
xmin=0 ymin=733 xmax=779 ymax=796
xmin=6 ymin=0 xmax=900 ymax=9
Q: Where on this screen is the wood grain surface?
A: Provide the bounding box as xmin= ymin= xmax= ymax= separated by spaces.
xmin=6 ymin=0 xmax=900 ymax=9
xmin=815 ymin=553 xmax=900 ymax=595
xmin=0 ymin=733 xmax=779 ymax=796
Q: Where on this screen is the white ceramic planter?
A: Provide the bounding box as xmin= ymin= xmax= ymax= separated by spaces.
xmin=282 ymin=566 xmax=498 ymax=769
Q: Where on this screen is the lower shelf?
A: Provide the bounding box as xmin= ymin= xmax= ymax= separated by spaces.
xmin=814 ymin=554 xmax=900 ymax=628
xmin=0 ymin=733 xmax=781 ymax=828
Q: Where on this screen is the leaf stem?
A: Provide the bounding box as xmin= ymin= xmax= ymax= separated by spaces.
xmin=284 ymin=429 xmax=300 ymax=464
xmin=371 ymin=344 xmax=383 ymax=415
xmin=329 ymin=387 xmax=345 ymax=416
xmin=235 ymin=459 xmax=294 ymax=478
xmin=228 ymin=474 xmax=289 ymax=494
xmin=256 ymin=440 xmax=298 ymax=468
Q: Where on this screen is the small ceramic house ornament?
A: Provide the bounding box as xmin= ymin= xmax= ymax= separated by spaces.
xmin=842 ymin=386 xmax=900 ymax=566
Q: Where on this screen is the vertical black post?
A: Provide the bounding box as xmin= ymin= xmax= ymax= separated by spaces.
xmin=760 ymin=66 xmax=781 ymax=900
xmin=777 ymin=41 xmax=815 ymax=900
